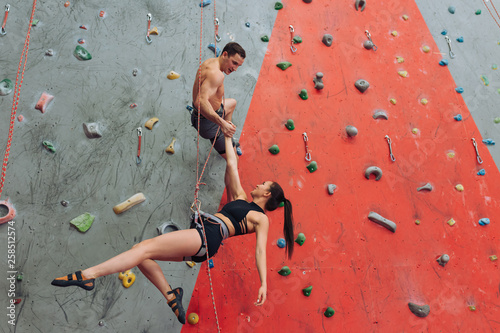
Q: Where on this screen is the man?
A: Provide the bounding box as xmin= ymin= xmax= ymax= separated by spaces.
xmin=191 ymin=42 xmax=246 ymax=159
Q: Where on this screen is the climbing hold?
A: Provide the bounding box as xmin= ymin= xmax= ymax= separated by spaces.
xmin=261 ymin=35 xmax=269 ymax=42
xmin=279 ymin=201 xmax=285 ymax=207
xmin=372 ymin=110 xmax=388 ymax=120
xmin=150 ymin=27 xmax=158 ymax=35
xmin=363 ymin=40 xmax=374 ymax=50
xmin=118 ymin=270 xmax=136 ymax=288
xmin=454 ymin=114 xmax=462 ymax=121
xmin=83 ymin=122 xmax=102 ymax=139
xmin=245 ymin=22 xmax=250 ymax=28
xmin=199 ymin=0 xmax=211 ymax=7
xmin=295 ymin=233 xmax=306 ymax=246
xmin=64 ymin=1 xmax=70 ymax=7
xmin=208 ymin=43 xmax=221 ymax=57
xmin=35 ymin=92 xmax=54 ymax=113
xmin=420 ymin=98 xmax=428 ymax=105
xmin=495 ymin=117 xmax=500 ymax=124
xmin=17 ymin=273 xmax=23 ymax=281
xmin=145 ymin=117 xmax=159 ymax=130
xmin=456 ymin=36 xmax=464 ymax=43
xmin=455 ymin=87 xmax=464 ymax=94
xmin=390 ymin=98 xmax=397 ymax=105
xmin=299 ymin=89 xmax=308 ymax=100
xmin=61 ymin=200 xmax=69 ymax=207
xmin=42 ymin=141 xmax=56 ymax=153
xmin=17 ymin=115 xmax=24 ymax=122
xmin=402 ymin=14 xmax=409 ymax=20
xmin=236 ymin=142 xmax=243 ymax=156
xmin=0 ymin=79 xmax=13 ymax=96
xmin=187 ymin=313 xmax=199 ymax=325
xmin=79 ymin=25 xmax=87 ymax=30
xmin=478 ymin=218 xmax=490 ymax=226
xmin=327 ymin=184 xmax=337 ymax=195
xmin=493 ymin=64 xmax=498 ymax=70
xmin=365 ymin=166 xmax=382 ymax=180
xmin=490 ymin=255 xmax=498 ymax=261
xmin=396 ymin=56 xmax=404 ymax=63
xmin=165 ymin=138 xmax=176 ymax=154
xmin=31 ymin=19 xmax=39 ymax=26
xmin=77 ymin=38 xmax=85 ymax=44
xmin=278 ymin=266 xmax=291 ymax=276
xmin=0 ymin=199 xmax=16 ymax=225
xmin=447 ymin=218 xmax=456 ymax=226
xmin=186 ymin=261 xmax=196 ymax=268
xmin=132 ymin=68 xmax=139 ymax=76
xmin=441 ymin=29 xmax=447 ymax=35
xmin=322 ymin=34 xmax=333 ymax=47
xmin=268 ymin=144 xmax=280 ymax=155
xmin=324 ymin=307 xmax=335 ymax=317
xmin=313 ymin=72 xmax=324 ymax=90
xmin=398 ymin=70 xmax=408 ymax=78
xmin=415 ymin=219 xmax=421 ymax=225
xmin=113 ymin=193 xmax=146 ymax=214
xmin=391 ymin=31 xmax=398 ymax=37
xmin=468 ymin=305 xmax=476 ymax=311
xmin=70 ymin=213 xmax=95 ymax=233
xmin=412 ymin=128 xmax=419 ymax=134
xmin=130 ymin=103 xmax=137 ymax=109
xmin=354 ymin=79 xmax=369 ymax=93
xmin=306 ymin=161 xmax=318 ymax=173
xmin=303 ymin=0 xmax=312 ymax=3
xmin=439 ymin=59 xmax=449 ymax=66
xmin=354 ymin=0 xmax=366 ymax=12
xmin=276 ymin=62 xmax=292 ymax=70
xmin=285 ymin=119 xmax=295 ymax=130
xmin=422 ymin=45 xmax=430 ymax=53
xmin=302 ymin=286 xmax=313 ymax=297
xmin=368 ymin=211 xmax=396 ymax=233
xmin=448 ymin=6 xmax=456 ymax=14
xmin=447 ymin=151 xmax=456 ymax=158
xmin=482 ymin=138 xmax=495 ymax=145
xmin=346 ymin=125 xmax=358 ymax=137
xmin=277 ymin=238 xmax=286 ymax=248
xmin=45 ymin=49 xmax=54 ymax=56
xmin=99 ymin=10 xmax=105 ymax=17
xmin=417 ymin=183 xmax=433 ymax=192
xmin=477 ymin=169 xmax=485 ymax=176
xmin=292 ymin=36 xmax=302 ymax=44
xmin=408 ymin=303 xmax=430 ymax=318
xmin=274 ymin=2 xmax=283 ymax=10
xmin=74 ymin=45 xmax=92 ymax=60
xmin=437 ymin=254 xmax=450 ymax=266
xmin=157 ymin=221 xmax=180 ymax=234
xmin=481 ymin=75 xmax=489 ymax=86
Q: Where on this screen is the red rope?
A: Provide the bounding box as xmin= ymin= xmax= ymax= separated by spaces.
xmin=483 ymin=0 xmax=500 ymax=30
xmin=0 ymin=0 xmax=38 ymax=199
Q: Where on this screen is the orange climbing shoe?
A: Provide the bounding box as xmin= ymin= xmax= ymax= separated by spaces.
xmin=167 ymin=287 xmax=186 ymax=324
xmin=51 ymin=270 xmax=95 ymax=291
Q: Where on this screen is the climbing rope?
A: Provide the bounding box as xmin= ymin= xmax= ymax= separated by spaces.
xmin=0 ymin=0 xmax=37 ymax=199
xmin=483 ymin=0 xmax=500 ymax=30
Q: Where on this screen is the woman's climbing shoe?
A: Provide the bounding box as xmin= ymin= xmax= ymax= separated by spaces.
xmin=167 ymin=287 xmax=186 ymax=324
xmin=51 ymin=270 xmax=95 ymax=291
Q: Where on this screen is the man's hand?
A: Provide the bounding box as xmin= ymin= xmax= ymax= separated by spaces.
xmin=221 ymin=120 xmax=236 ymax=138
xmin=254 ymin=285 xmax=267 ymax=306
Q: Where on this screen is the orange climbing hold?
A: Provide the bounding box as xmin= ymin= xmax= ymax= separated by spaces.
xmin=187 ymin=313 xmax=199 ymax=325
xmin=34 ymin=92 xmax=54 ymax=113
xmin=64 ymin=1 xmax=70 ymax=7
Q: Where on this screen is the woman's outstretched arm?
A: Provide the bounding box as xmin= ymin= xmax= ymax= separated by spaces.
xmin=224 ymin=134 xmax=246 ymax=200
xmin=254 ymin=213 xmax=269 ymax=306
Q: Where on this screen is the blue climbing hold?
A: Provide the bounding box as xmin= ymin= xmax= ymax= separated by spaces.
xmin=208 ymin=43 xmax=221 ymax=57
xmin=277 ymin=238 xmax=286 ymax=248
xmin=477 ymin=169 xmax=486 ymax=176
xmin=208 ymin=259 xmax=214 ymax=268
xmin=186 ymin=105 xmax=193 ymax=111
xmin=454 ymin=114 xmax=462 ymax=121
xmin=456 ymin=36 xmax=464 ymax=43
xmin=482 ymin=139 xmax=496 ymax=145
xmin=441 ymin=29 xmax=448 ymax=35
xmin=199 ymin=0 xmax=211 ymax=7
xmin=245 ymin=22 xmax=250 ymax=27
xmin=236 ymin=143 xmax=243 ymax=156
xmin=478 ymin=218 xmax=490 ymax=226
xmin=455 ymin=87 xmax=464 ymax=94
xmin=439 ymin=59 xmax=449 ymax=66
xmin=448 ymin=6 xmax=456 ymax=14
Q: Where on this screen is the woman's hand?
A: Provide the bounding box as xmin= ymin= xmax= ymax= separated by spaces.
xmin=254 ymin=285 xmax=267 ymax=306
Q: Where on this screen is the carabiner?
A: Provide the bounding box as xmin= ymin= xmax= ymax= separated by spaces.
xmin=303 ymin=132 xmax=311 ymax=161
xmin=385 ymin=135 xmax=396 ymax=162
xmin=365 ymin=30 xmax=378 ymax=51
xmin=471 ymin=138 xmax=483 ymax=164
xmin=215 ymin=18 xmax=221 ymax=42
xmin=136 ymin=127 xmax=143 ymax=164
xmin=289 ymin=25 xmax=297 ymax=53
xmin=146 ymin=13 xmax=152 ymax=44
xmin=444 ymin=36 xmax=455 ymax=59
xmin=1 ymin=4 xmax=10 ymax=36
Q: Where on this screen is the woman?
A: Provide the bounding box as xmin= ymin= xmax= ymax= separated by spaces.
xmin=52 ymin=134 xmax=294 ymax=325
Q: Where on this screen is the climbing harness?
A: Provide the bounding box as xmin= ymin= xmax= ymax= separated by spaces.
xmin=303 ymin=132 xmax=311 ymax=161
xmin=482 ymin=0 xmax=500 ymax=30
xmin=289 ymin=25 xmax=297 ymax=53
xmin=385 ymin=135 xmax=396 ymax=162
xmin=444 ymin=36 xmax=455 ymax=58
xmin=0 ymin=0 xmax=37 ymax=199
xmin=1 ymin=4 xmax=9 ymax=36
xmin=146 ymin=13 xmax=152 ymax=44
xmin=136 ymin=127 xmax=142 ymax=164
xmin=471 ymin=138 xmax=484 ymax=164
xmin=365 ymin=30 xmax=378 ymax=51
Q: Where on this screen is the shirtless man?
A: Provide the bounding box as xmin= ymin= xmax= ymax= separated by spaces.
xmin=191 ymin=42 xmax=246 ymax=159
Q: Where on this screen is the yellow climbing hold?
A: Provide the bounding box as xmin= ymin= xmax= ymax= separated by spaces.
xmin=398 ymin=70 xmax=408 ymax=78
xmin=447 ymin=218 xmax=456 ymax=226
xmin=402 ymin=14 xmax=409 ymax=21
xmin=165 ymin=137 xmax=176 ymax=154
xmin=420 ymin=98 xmax=428 ymax=105
xmin=422 ymin=45 xmax=431 ymax=53
xmin=186 ymin=261 xmax=196 ymax=268
xmin=447 ymin=151 xmax=455 ymax=158
xmin=396 ymin=56 xmax=404 ymax=63
xmin=468 ymin=305 xmax=476 ymax=311
xmin=145 ymin=117 xmax=159 ymax=130
xmin=150 ymin=27 xmax=159 ymax=35
xmin=118 ymin=270 xmax=136 ymax=288
xmin=390 ymin=98 xmax=397 ymax=105
xmin=490 ymin=255 xmax=498 ymax=261
xmin=187 ymin=313 xmax=200 ymax=325
xmin=411 ymin=128 xmax=419 ymax=135
xmin=455 ymin=184 xmax=464 ymax=192
xmin=415 ymin=219 xmax=421 ymax=225
xmin=391 ymin=31 xmax=398 ymax=37
xmin=167 ymin=71 xmax=180 ymax=80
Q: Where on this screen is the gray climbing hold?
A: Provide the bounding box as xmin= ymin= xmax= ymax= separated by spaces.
xmin=355 ymin=79 xmax=369 ymax=93
xmin=327 ymin=184 xmax=337 ymax=195
xmin=363 ymin=40 xmax=374 ymax=50
xmin=313 ymin=72 xmax=324 ymax=90
xmin=372 ymin=110 xmax=388 ymax=120
xmin=365 ymin=166 xmax=382 ymax=181
xmin=132 ymin=68 xmax=139 ymax=76
xmin=437 ymin=254 xmax=450 ymax=267
xmin=355 ymin=0 xmax=366 ymax=11
xmin=82 ymin=122 xmax=102 ymax=139
xmin=322 ymin=34 xmax=333 ymax=47
xmin=408 ymin=303 xmax=430 ymax=318
xmin=45 ymin=49 xmax=54 ymax=56
xmin=368 ymin=211 xmax=397 ymax=233
xmin=303 ymin=0 xmax=312 ymax=3
xmin=346 ymin=125 xmax=358 ymax=137
xmin=417 ymin=183 xmax=433 ymax=192
xmin=0 ymin=79 xmax=13 ymax=96
xmin=157 ymin=221 xmax=180 ymax=235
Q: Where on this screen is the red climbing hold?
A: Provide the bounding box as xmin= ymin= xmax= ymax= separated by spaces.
xmin=34 ymin=92 xmax=54 ymax=113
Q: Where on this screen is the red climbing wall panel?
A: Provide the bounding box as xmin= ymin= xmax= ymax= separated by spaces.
xmin=183 ymin=0 xmax=500 ymax=331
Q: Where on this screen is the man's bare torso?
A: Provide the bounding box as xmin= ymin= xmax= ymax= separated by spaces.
xmin=192 ymin=57 xmax=225 ymax=110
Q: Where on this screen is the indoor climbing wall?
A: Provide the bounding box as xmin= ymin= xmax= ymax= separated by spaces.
xmin=183 ymin=0 xmax=500 ymax=332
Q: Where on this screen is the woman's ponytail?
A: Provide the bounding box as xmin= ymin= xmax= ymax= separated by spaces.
xmin=283 ymin=198 xmax=294 ymax=259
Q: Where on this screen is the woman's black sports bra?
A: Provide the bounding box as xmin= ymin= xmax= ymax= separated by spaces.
xmin=218 ymin=200 xmax=264 ymax=236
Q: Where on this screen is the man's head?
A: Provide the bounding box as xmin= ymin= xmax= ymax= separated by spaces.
xmin=220 ymin=42 xmax=246 ymax=75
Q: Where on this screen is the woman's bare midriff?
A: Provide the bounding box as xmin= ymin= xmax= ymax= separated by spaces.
xmin=214 ymin=212 xmax=256 ymax=237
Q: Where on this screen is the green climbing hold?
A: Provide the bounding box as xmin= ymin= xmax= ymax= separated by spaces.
xmin=299 ymin=89 xmax=308 ymax=100
xmin=261 ymin=35 xmax=269 ymax=42
xmin=475 ymin=9 xmax=481 ymax=15
xmin=279 ymin=201 xmax=285 ymax=207
xmin=481 ymin=75 xmax=489 ymax=86
xmin=493 ymin=64 xmax=498 ymax=70
xmin=306 ymin=161 xmax=317 ymax=173
xmin=274 ymin=2 xmax=283 ymax=10
xmin=293 ymin=36 xmax=302 ymax=44
xmin=277 ymin=62 xmax=292 ymax=70
xmin=302 ymin=285 xmax=313 ymax=297
xmin=42 ymin=141 xmax=56 ymax=153
xmin=494 ymin=117 xmax=500 ymax=124
xmin=0 ymin=78 xmax=14 ymax=96
xmin=70 ymin=212 xmax=96 ymax=233
xmin=17 ymin=274 xmax=23 ymax=281
xmin=285 ymin=119 xmax=295 ymax=130
xmin=74 ymin=45 xmax=92 ymax=61
xmin=324 ymin=307 xmax=335 ymax=317
xmin=295 ymin=232 xmax=306 ymax=246
xmin=269 ymin=144 xmax=280 ymax=155
xmin=278 ymin=266 xmax=291 ymax=276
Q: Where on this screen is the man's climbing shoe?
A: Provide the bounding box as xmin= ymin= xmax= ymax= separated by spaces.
xmin=167 ymin=287 xmax=186 ymax=324
xmin=51 ymin=270 xmax=95 ymax=291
